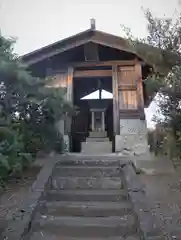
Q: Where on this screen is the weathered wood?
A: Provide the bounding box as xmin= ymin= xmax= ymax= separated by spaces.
xmin=118 ymin=85 xmax=137 ymax=91
xmin=135 ymin=60 xmax=144 ymax=108
xmin=84 ymin=42 xmax=99 ymax=61
xmin=67 ymin=67 xmax=74 ymax=102
xmin=117 ymin=65 xmax=139 ymax=110
xmin=72 ymin=60 xmax=139 ymax=68
xmin=74 ymin=69 xmax=112 ymax=78
xmin=119 ymin=109 xmax=145 ymax=119
xmin=112 ymin=65 xmax=120 ymax=135
xmin=117 ymin=66 xmax=136 ymax=86
xmin=119 ymin=90 xmax=138 ymax=110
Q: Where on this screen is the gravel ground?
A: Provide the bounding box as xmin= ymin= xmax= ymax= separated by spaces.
xmin=138 ymin=171 xmax=181 ymax=238
xmin=0 ymin=165 xmax=41 ymax=234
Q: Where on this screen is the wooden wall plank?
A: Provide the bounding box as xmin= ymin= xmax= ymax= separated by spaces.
xmin=117 ymin=65 xmax=139 ymax=112
xmin=135 ymin=60 xmax=144 ymax=108
xmin=74 ymin=69 xmax=112 ymax=78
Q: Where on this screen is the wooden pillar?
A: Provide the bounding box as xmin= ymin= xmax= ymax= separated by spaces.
xmin=112 ymin=65 xmax=119 ymax=135
xmin=135 ymin=61 xmax=144 ymax=109
xmin=67 ymin=67 xmax=74 ymax=102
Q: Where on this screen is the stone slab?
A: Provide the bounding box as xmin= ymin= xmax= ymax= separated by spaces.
xmin=50 ymin=177 xmax=123 ymax=190
xmin=120 ymin=119 xmax=147 ymax=135
xmin=89 ymin=131 xmax=107 ymax=138
xmin=56 ymin=156 xmax=127 ymax=166
xmin=45 ymin=201 xmax=132 ymax=217
xmin=86 ymin=137 xmax=109 ymax=142
xmin=81 ymin=141 xmax=112 ymax=154
xmin=53 ymin=166 xmax=122 ymax=177
xmin=30 ymin=231 xmax=130 ymax=240
xmin=115 ymin=134 xmax=149 ymax=154
xmin=33 ymin=215 xmax=136 ymax=238
xmin=46 ymin=189 xmax=128 ymax=202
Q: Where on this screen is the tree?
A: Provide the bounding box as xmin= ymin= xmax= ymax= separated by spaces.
xmin=0 ymin=33 xmax=74 ymax=183
xmin=122 ymin=3 xmax=181 ymax=158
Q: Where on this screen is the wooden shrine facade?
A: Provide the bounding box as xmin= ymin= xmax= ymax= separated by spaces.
xmin=22 ymin=21 xmax=152 ymax=153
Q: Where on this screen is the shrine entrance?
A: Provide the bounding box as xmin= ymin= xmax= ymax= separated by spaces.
xmin=71 ymin=76 xmax=113 ymax=153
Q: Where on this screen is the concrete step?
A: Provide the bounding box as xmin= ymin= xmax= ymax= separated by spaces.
xmin=46 ymin=189 xmax=129 ymax=202
xmin=50 ymin=177 xmax=123 ymax=190
xmin=56 ymin=158 xmax=126 ymax=167
xmin=34 ymin=215 xmax=137 ymax=238
xmin=30 ymin=231 xmax=140 ymax=240
xmin=44 ymin=201 xmax=132 ymax=217
xmin=81 ymin=142 xmax=112 ymax=154
xmin=53 ymin=166 xmax=122 ymax=177
xmin=89 ymin=131 xmax=107 ymax=138
xmin=86 ymin=137 xmax=109 ymax=142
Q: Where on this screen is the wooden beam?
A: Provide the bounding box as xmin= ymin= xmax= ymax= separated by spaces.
xmin=119 ymin=109 xmax=145 ymax=120
xmin=72 ymin=60 xmax=141 ymax=68
xmin=74 ymin=69 xmax=112 ymax=78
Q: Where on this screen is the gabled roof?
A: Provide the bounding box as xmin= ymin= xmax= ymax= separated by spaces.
xmin=21 ymin=27 xmax=178 ymax=76
xmin=21 ymin=28 xmax=143 ymax=65
xmin=81 ymin=89 xmax=113 ymax=100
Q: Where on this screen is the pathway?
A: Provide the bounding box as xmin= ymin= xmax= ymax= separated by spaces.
xmin=27 ymin=155 xmax=141 ymax=239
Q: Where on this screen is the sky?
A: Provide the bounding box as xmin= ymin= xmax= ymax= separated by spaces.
xmin=0 ymin=0 xmax=178 ymax=128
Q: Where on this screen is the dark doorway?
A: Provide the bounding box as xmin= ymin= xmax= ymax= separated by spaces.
xmin=71 ymin=76 xmax=113 ymax=152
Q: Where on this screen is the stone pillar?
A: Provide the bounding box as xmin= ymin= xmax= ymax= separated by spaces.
xmin=91 ymin=111 xmax=95 ymax=131
xmin=102 ymin=111 xmax=105 ymax=131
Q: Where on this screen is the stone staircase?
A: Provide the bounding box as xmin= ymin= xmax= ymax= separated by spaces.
xmin=28 ymin=155 xmax=141 ymax=239
xmin=81 ymin=131 xmax=112 ymax=154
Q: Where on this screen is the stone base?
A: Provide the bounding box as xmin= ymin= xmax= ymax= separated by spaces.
xmin=115 ymin=134 xmax=149 ymax=156
xmin=86 ymin=137 xmax=109 ymax=142
xmin=89 ymin=131 xmax=107 ymax=138
xmin=63 ymin=135 xmax=70 ymax=152
xmin=115 ymin=119 xmax=150 ymax=158
xmin=81 ymin=141 xmax=112 ymax=154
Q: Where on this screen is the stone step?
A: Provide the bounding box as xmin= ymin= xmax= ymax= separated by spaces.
xmin=86 ymin=137 xmax=109 ymax=142
xmin=33 ymin=215 xmax=137 ymax=238
xmin=81 ymin=142 xmax=112 ymax=154
xmin=30 ymin=231 xmax=140 ymax=240
xmin=44 ymin=201 xmax=132 ymax=217
xmin=89 ymin=131 xmax=107 ymax=138
xmin=56 ymin=158 xmax=126 ymax=167
xmin=53 ymin=166 xmax=122 ymax=177
xmin=46 ymin=189 xmax=129 ymax=202
xmin=50 ymin=177 xmax=123 ymax=190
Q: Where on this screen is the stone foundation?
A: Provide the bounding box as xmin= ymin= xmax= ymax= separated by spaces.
xmin=115 ymin=119 xmax=150 ymax=156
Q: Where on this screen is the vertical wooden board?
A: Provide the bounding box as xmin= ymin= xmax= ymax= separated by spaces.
xmin=64 ymin=67 xmax=74 ymax=136
xmin=119 ymin=90 xmax=138 ymax=110
xmin=117 ymin=66 xmax=136 ymax=86
xmin=117 ymin=64 xmax=140 ymax=110
xmin=112 ymin=65 xmax=119 ymax=134
xmin=135 ymin=61 xmax=144 ymax=108
xmin=67 ymin=67 xmax=74 ymax=103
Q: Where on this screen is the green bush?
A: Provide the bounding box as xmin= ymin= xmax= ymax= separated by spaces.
xmin=0 ymin=34 xmax=73 ymax=186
